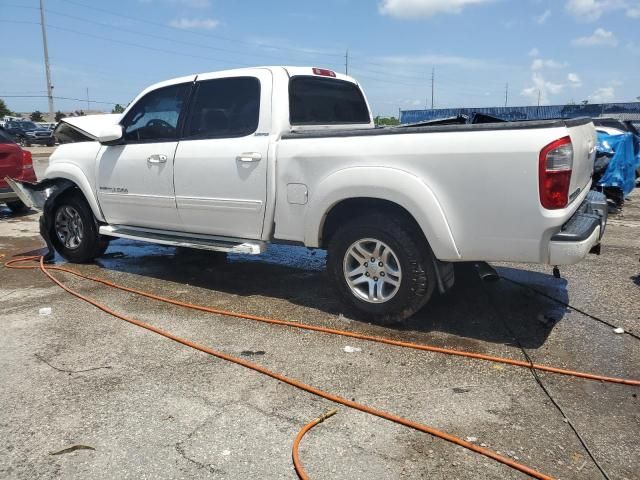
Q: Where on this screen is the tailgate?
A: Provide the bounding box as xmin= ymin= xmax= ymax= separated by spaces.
xmin=567 ymin=120 xmax=597 ymax=198
xmin=0 ymin=143 xmax=22 ymax=188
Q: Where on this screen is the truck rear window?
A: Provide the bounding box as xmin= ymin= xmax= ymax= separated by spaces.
xmin=289 ymin=76 xmax=370 ymax=125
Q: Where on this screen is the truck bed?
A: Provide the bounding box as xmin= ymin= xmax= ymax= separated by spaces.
xmin=282 ymin=117 xmax=593 ymax=139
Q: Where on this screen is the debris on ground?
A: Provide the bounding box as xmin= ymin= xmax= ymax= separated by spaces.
xmin=343 ymin=346 xmax=362 ymax=353
xmin=613 ymin=327 xmax=625 ymax=334
xmin=240 ymin=350 xmax=266 ymax=356
xmin=465 ymin=436 xmax=478 ymax=443
xmin=49 ymin=445 xmax=95 ymax=455
xmin=38 ymin=307 xmax=51 ymax=316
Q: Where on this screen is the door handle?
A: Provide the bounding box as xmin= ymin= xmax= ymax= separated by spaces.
xmin=147 ymin=154 xmax=168 ymax=164
xmin=236 ymin=152 xmax=262 ymax=163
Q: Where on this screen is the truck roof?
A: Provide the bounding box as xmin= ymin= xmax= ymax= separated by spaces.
xmin=142 ymin=66 xmax=359 ymax=94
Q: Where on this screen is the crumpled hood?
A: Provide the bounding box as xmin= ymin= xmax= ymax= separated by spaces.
xmin=56 ymin=113 xmax=122 ymax=141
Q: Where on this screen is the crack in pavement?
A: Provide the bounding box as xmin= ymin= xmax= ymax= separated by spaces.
xmin=34 ymin=353 xmax=113 ymax=376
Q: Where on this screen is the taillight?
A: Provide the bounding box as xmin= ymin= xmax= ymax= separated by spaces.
xmin=312 ymin=67 xmax=336 ymax=77
xmin=22 ymin=149 xmax=34 ymax=170
xmin=539 ymin=136 xmax=573 ymax=209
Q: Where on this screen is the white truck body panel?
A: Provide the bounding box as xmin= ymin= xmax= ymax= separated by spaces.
xmin=40 ymin=66 xmax=601 ymax=267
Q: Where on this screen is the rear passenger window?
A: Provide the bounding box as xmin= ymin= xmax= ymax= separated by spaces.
xmin=185 ymin=77 xmax=260 ymax=139
xmin=289 ymin=76 xmax=370 ymax=125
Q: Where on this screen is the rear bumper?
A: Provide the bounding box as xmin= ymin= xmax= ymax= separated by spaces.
xmin=548 ymin=191 xmax=608 ymax=265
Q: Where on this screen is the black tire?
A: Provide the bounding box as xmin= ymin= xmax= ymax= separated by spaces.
xmin=50 ymin=192 xmax=107 ymax=263
xmin=327 ymin=213 xmax=436 ymax=325
xmin=6 ymin=200 xmax=29 ymax=213
xmin=19 ymin=137 xmax=30 ymax=147
xmin=47 ymin=141 xmax=55 ymax=147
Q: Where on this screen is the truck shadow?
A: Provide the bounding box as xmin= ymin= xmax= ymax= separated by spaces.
xmin=88 ymin=241 xmax=568 ymax=350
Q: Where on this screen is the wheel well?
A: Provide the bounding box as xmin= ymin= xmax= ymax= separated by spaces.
xmin=321 ymin=198 xmax=425 ymax=249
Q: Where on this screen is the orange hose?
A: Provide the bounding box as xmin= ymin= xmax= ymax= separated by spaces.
xmin=5 ymin=256 xmax=639 ymax=387
xmin=6 ymin=256 xmax=555 ymax=480
xmin=292 ymin=409 xmax=338 ymax=480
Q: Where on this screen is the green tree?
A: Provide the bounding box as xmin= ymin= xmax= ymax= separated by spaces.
xmin=0 ymin=99 xmax=14 ymax=117
xmin=374 ymin=116 xmax=400 ymax=126
xmin=30 ymin=110 xmax=45 ymax=122
xmin=54 ymin=111 xmax=66 ymax=122
xmin=111 ymin=104 xmax=125 ymax=114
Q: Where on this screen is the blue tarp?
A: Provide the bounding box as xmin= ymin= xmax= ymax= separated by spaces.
xmin=596 ymin=132 xmax=638 ymax=197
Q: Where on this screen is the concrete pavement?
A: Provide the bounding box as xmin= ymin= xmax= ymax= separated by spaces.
xmin=1 ymin=165 xmax=638 ymax=479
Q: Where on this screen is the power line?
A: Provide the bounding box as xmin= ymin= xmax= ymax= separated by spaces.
xmin=1 ymin=95 xmax=120 ymax=105
xmin=2 ymin=4 xmax=510 ymax=97
xmin=56 ymin=0 xmax=344 ymax=59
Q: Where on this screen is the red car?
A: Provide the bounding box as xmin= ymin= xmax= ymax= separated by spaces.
xmin=0 ymin=128 xmax=37 ymax=213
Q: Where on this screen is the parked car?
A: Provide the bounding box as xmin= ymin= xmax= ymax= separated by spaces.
xmin=7 ymin=66 xmax=607 ymax=323
xmin=0 ymin=129 xmax=36 ymax=213
xmin=3 ymin=120 xmax=55 ymax=147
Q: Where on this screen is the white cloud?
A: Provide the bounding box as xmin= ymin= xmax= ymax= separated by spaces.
xmin=589 ymin=86 xmax=615 ymax=102
xmin=572 ymin=28 xmax=618 ymax=46
xmin=528 ymin=47 xmax=540 ymax=57
xmin=531 ymin=58 xmax=568 ymax=70
xmin=565 ymin=0 xmax=640 ymax=21
xmin=379 ymin=0 xmax=496 ymax=18
xmin=567 ymin=72 xmax=582 ymax=87
xmin=521 ymin=73 xmax=565 ymax=104
xmin=169 ymin=17 xmax=219 ymax=29
xmin=535 ymin=9 xmax=552 ymax=24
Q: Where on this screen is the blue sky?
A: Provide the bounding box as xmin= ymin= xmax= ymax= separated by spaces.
xmin=1 ymin=0 xmax=639 ymax=116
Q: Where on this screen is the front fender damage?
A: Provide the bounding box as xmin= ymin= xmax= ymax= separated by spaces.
xmin=4 ymin=177 xmax=76 ymax=263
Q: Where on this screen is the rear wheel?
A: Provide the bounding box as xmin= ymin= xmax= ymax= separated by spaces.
xmin=19 ymin=137 xmax=30 ymax=147
xmin=327 ymin=214 xmax=436 ymax=325
xmin=50 ymin=193 xmax=108 ymax=263
xmin=6 ymin=200 xmax=29 ymax=213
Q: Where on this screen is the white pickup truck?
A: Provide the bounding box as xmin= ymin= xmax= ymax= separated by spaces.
xmin=8 ymin=66 xmax=607 ymax=323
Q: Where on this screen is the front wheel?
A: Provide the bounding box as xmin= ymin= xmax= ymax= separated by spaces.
xmin=327 ymin=214 xmax=436 ymax=325
xmin=19 ymin=137 xmax=30 ymax=147
xmin=50 ymin=193 xmax=108 ymax=263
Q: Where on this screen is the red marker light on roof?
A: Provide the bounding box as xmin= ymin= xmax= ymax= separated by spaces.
xmin=312 ymin=68 xmax=336 ymax=77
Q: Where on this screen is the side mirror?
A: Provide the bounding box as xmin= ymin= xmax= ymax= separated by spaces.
xmin=97 ymin=125 xmax=123 ymax=145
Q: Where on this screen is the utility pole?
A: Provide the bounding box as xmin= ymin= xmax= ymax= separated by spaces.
xmin=39 ymin=0 xmax=54 ymax=122
xmin=344 ymin=49 xmax=349 ymax=75
xmin=504 ymin=83 xmax=509 ymax=107
xmin=537 ymin=89 xmax=541 ymax=107
xmin=86 ymin=87 xmax=90 ymax=112
xmin=430 ymin=67 xmax=435 ymax=110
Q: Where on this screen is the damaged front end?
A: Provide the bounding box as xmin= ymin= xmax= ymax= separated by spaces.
xmin=4 ymin=177 xmax=77 ymax=262
xmin=4 ymin=177 xmax=75 ymax=211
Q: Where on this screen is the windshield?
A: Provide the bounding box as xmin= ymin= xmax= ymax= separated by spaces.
xmin=20 ymin=121 xmax=38 ymax=129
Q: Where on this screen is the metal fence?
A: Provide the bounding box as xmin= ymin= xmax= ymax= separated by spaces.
xmin=400 ymin=102 xmax=640 ymax=128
